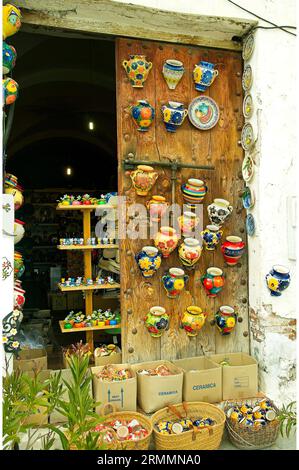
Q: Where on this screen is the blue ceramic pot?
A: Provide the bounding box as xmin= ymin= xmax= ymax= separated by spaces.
xmin=193 ymin=61 xmax=219 ymax=92
xmin=266 ymin=265 xmax=291 ymax=297
xmin=135 ymin=246 xmax=162 ymax=278
xmin=161 ymin=101 xmax=188 ymax=132
xmin=162 ymin=267 xmax=189 ymax=299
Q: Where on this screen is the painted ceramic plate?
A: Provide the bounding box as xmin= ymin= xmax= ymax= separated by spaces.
xmin=242 ymin=186 xmax=255 ymax=209
xmin=246 ymin=213 xmax=255 ymax=236
xmin=242 ymin=64 xmax=253 ymax=91
xmin=243 ymin=94 xmax=253 ymax=119
xmin=242 ymin=34 xmax=255 ymax=61
xmin=241 ymin=123 xmax=255 ymax=150
xmin=188 ymin=96 xmax=219 ymax=130
xmin=242 ymin=155 xmax=254 ymax=182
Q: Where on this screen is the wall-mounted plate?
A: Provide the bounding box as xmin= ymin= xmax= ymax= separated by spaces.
xmin=246 ymin=213 xmax=255 ymax=236
xmin=188 ymin=96 xmax=219 ymax=130
xmin=242 ymin=34 xmax=255 ymax=61
xmin=242 ymin=155 xmax=254 ymax=182
xmin=243 ymin=93 xmax=253 ymax=119
xmin=242 ymin=186 xmax=255 ymax=209
xmin=242 ymin=64 xmax=253 ymax=92
xmin=241 ymin=123 xmax=255 ymax=151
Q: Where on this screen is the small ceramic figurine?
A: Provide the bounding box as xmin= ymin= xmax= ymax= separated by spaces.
xmin=161 ymin=101 xmax=188 ymax=132
xmin=201 ymin=267 xmax=225 ymax=298
xmin=201 ymin=225 xmax=223 ymax=251
xmin=177 ymin=211 xmax=200 ymax=236
xmin=2 ymin=3 xmax=22 ymax=40
xmin=135 ymin=246 xmax=162 ymax=278
xmin=146 ymin=195 xmax=169 ymax=223
xmin=130 ymin=164 xmax=158 ymax=196
xmin=162 ymin=267 xmax=189 ymax=299
xmin=181 ymin=178 xmax=208 ymax=204
xmin=221 ymin=236 xmax=245 ymax=266
xmin=144 ymin=306 xmax=169 ymax=338
xmin=193 ymin=61 xmax=218 ymax=92
xmin=154 ymin=226 xmax=179 ymax=258
xmin=162 ymin=59 xmax=185 ymax=89
xmin=178 ymin=237 xmax=202 ymax=270
xmin=265 ymin=265 xmax=291 ymax=296
xmin=131 ymin=100 xmax=155 ymax=131
xmin=3 ymin=77 xmax=19 ymax=105
xmin=207 ymin=198 xmax=233 ymax=226
xmin=215 ymin=306 xmax=237 ymax=335
xmin=3 ymin=41 xmax=17 ymax=74
xmin=181 ymin=306 xmax=208 ymax=337
xmin=122 ymin=54 xmax=152 ymax=87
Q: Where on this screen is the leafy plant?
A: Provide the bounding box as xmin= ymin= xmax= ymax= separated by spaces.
xmin=278 ymin=401 xmax=296 ymax=438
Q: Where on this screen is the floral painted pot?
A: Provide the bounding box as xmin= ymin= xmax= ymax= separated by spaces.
xmin=207 ymin=198 xmax=233 ymax=226
xmin=130 ymin=164 xmax=158 ymax=196
xmin=3 ymin=77 xmax=19 ymax=105
xmin=131 ymin=100 xmax=155 ymax=131
xmin=154 ymin=226 xmax=179 ymax=258
xmin=181 ymin=306 xmax=207 ymax=337
xmin=122 ymin=54 xmax=152 ymax=88
xmin=2 ymin=4 xmax=22 ymax=40
xmin=201 ymin=224 xmax=223 ymax=251
xmin=161 ymin=101 xmax=188 ymax=132
xmin=144 ymin=306 xmax=169 ymax=337
xmin=146 ymin=195 xmax=169 ymax=222
xmin=162 ymin=59 xmax=185 ymax=89
xmin=14 ymin=252 xmax=25 ymax=279
xmin=14 ymin=219 xmax=25 ymax=244
xmin=221 ymin=236 xmax=245 ymax=266
xmin=178 ymin=237 xmax=202 ymax=270
xmin=14 ymin=284 xmax=26 ymax=309
xmin=135 ymin=246 xmax=162 ymax=278
xmin=177 ymin=211 xmax=200 ymax=236
xmin=162 ymin=267 xmax=189 ymax=299
xmin=265 ymin=265 xmax=291 ymax=297
xmin=215 ymin=306 xmax=237 ymax=336
xmin=3 ymin=41 xmax=17 ymax=74
xmin=4 ymin=185 xmax=24 ymax=210
xmin=193 ymin=61 xmax=219 ymax=92
xmin=201 ymin=267 xmax=225 ymax=298
xmin=181 ymin=178 xmax=208 ymax=204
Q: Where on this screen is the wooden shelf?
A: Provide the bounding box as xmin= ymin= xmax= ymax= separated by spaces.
xmin=59 ymin=320 xmax=121 ymax=333
xmin=58 ymin=283 xmax=120 ymax=292
xmin=57 ymin=244 xmax=118 ymax=250
xmin=56 ymin=204 xmax=114 ymax=211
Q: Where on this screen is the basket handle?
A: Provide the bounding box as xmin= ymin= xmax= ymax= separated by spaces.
xmin=192 ymin=425 xmax=214 ymax=441
xmin=167 ymin=404 xmax=183 ymax=419
xmin=182 ymin=401 xmax=189 ymax=417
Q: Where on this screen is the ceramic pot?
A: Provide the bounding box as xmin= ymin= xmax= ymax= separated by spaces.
xmin=201 ymin=224 xmax=223 ymax=251
xmin=181 ymin=306 xmax=207 ymax=337
xmin=4 ymin=185 xmax=23 ymax=210
xmin=177 ymin=211 xmax=200 ymax=236
xmin=135 ymin=246 xmax=162 ymax=278
xmin=130 ymin=164 xmax=158 ymax=196
xmin=162 ymin=267 xmax=189 ymax=299
xmin=207 ymin=198 xmax=233 ymax=226
xmin=14 ymin=219 xmax=25 ymax=244
xmin=14 ymin=252 xmax=25 ymax=279
xmin=201 ymin=267 xmax=224 ymax=298
xmin=131 ymin=100 xmax=155 ymax=131
xmin=144 ymin=306 xmax=169 ymax=337
xmin=122 ymin=54 xmax=152 ymax=88
xmin=146 ymin=195 xmax=169 ymax=222
xmin=3 ymin=41 xmax=17 ymax=74
xmin=266 ymin=265 xmax=291 ymax=297
xmin=2 ymin=4 xmax=22 ymax=40
xmin=221 ymin=236 xmax=245 ymax=266
xmin=154 ymin=226 xmax=179 ymax=258
xmin=181 ymin=178 xmax=208 ymax=204
xmin=178 ymin=237 xmax=202 ymax=270
xmin=193 ymin=61 xmax=218 ymax=92
xmin=3 ymin=77 xmax=19 ymax=105
xmin=215 ymin=306 xmax=237 ymax=336
xmin=162 ymin=59 xmax=184 ymax=90
xmin=161 ymin=101 xmax=188 ymax=132
xmin=14 ymin=284 xmax=26 ymax=309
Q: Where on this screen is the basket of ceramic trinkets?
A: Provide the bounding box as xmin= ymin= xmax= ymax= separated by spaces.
xmin=151 ymin=401 xmax=225 ymax=450
xmin=225 ymin=398 xmax=280 ymax=449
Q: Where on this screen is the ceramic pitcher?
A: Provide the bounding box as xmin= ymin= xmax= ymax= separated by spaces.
xmin=207 ymin=198 xmax=233 ymax=226
xmin=181 ymin=306 xmax=207 ymax=337
xmin=122 ymin=54 xmax=152 ymax=88
xmin=178 ymin=237 xmax=202 ymax=270
xmin=154 ymin=226 xmax=178 ymax=258
xmin=201 ymin=267 xmax=225 ymax=298
xmin=161 ymin=101 xmax=188 ymax=132
xmin=201 ymin=224 xmax=223 ymax=250
xmin=130 ymin=165 xmax=158 ymax=196
xmin=193 ymin=61 xmax=218 ymax=92
xmin=162 ymin=267 xmax=189 ymax=299
xmin=265 ymin=265 xmax=291 ymax=297
xmin=144 ymin=306 xmax=169 ymax=337
xmin=215 ymin=306 xmax=237 ymax=336
xmin=135 ymin=246 xmax=162 ymax=278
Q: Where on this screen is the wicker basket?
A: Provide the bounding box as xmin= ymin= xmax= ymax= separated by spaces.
xmin=151 ymin=401 xmax=226 ymax=450
xmin=224 ymin=399 xmax=280 ymax=449
xmin=102 ymin=411 xmax=153 ymax=450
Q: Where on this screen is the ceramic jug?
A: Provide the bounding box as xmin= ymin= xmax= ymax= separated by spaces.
xmin=135 ymin=246 xmax=162 ymax=278
xmin=265 ymin=265 xmax=291 ymax=297
xmin=161 ymin=101 xmax=188 ymax=132
xmin=193 ymin=61 xmax=218 ymax=92
xmin=201 ymin=225 xmax=223 ymax=250
xmin=144 ymin=306 xmax=169 ymax=337
xmin=162 ymin=267 xmax=189 ymax=299
xmin=221 ymin=236 xmax=245 ymax=266
xmin=122 ymin=54 xmax=152 ymax=88
xmin=146 ymin=195 xmax=169 ymax=223
xmin=154 ymin=226 xmax=179 ymax=258
xmin=181 ymin=178 xmax=208 ymax=204
xmin=162 ymin=59 xmax=185 ymax=90
xmin=131 ymin=100 xmax=155 ymax=131
xmin=177 ymin=211 xmax=200 ymax=236
xmin=178 ymin=237 xmax=202 ymax=270
xmin=181 ymin=306 xmax=207 ymax=337
xmin=215 ymin=306 xmax=237 ymax=336
xmin=130 ymin=164 xmax=158 ymax=196
xmin=3 ymin=77 xmax=18 ymax=105
xmin=207 ymin=198 xmax=233 ymax=226
xmin=201 ymin=267 xmax=225 ymax=298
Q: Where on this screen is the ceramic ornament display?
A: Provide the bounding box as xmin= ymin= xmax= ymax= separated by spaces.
xmin=131 ymin=100 xmax=155 ymax=131
xmin=3 ymin=77 xmax=19 ymax=106
xmin=3 ymin=41 xmax=17 ymax=75
xmin=188 ymin=96 xmax=219 ymax=130
xmin=122 ymin=54 xmax=152 ymax=88
xmin=2 ymin=3 xmax=22 ymax=40
xmin=162 ymin=59 xmax=184 ymax=89
xmin=265 ymin=265 xmax=291 ymax=297
xmin=192 ymin=60 xmax=218 ymax=92
xmin=161 ymin=101 xmax=188 ymax=132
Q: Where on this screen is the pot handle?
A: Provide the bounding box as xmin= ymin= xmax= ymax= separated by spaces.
xmin=228 ymin=205 xmax=233 ymax=213
xmin=183 ymin=109 xmax=188 ymax=118
xmin=220 ymin=244 xmax=225 ymax=253
xmin=184 ymin=274 xmax=189 ymax=283
xmin=122 ymin=60 xmax=128 ymax=69
xmin=213 ymin=69 xmax=219 ymax=77
xmin=148 ymin=61 xmax=153 ymax=71
xmin=219 ymin=230 xmax=223 ymax=236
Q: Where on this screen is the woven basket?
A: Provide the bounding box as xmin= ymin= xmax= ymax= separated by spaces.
xmin=101 ymin=411 xmax=153 ymax=450
xmin=152 ymin=401 xmax=226 ymax=450
xmin=224 ymin=399 xmax=280 ymax=449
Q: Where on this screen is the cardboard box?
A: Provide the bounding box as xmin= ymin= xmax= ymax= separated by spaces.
xmin=94 ymin=347 xmax=122 ymax=367
xmin=22 ymin=370 xmax=51 ymax=425
xmin=91 ymin=364 xmax=136 ymax=413
xmin=173 ymin=357 xmax=222 ymax=403
xmin=13 ymin=348 xmax=47 ymax=372
xmin=208 ymin=352 xmax=258 ymax=400
xmin=132 ymin=360 xmax=183 ymax=414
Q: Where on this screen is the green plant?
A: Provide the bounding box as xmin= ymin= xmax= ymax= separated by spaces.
xmin=278 ymin=401 xmax=296 ymax=438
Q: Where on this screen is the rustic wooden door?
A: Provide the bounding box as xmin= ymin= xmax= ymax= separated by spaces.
xmin=116 ymin=38 xmax=249 ymax=364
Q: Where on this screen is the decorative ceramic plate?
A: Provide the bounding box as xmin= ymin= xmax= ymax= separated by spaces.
xmin=242 ymin=34 xmax=255 ymax=61
xmin=241 ymin=123 xmax=255 ymax=150
xmin=246 ymin=213 xmax=255 ymax=236
xmin=242 ymin=186 xmax=255 ymax=209
xmin=242 ymin=155 xmax=254 ymax=182
xmin=243 ymin=94 xmax=253 ymax=119
xmin=188 ymin=96 xmax=219 ymax=130
xmin=242 ymin=64 xmax=253 ymax=91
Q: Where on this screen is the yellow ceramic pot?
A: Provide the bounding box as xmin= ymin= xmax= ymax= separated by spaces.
xmin=130 ymin=165 xmax=158 ymax=196
xmin=5 ymin=186 xmax=23 ymax=210
xmin=154 ymin=226 xmax=179 ymax=258
xmin=178 ymin=238 xmax=202 ymax=269
xmin=3 ymin=4 xmax=22 ymax=40
xmin=146 ymin=195 xmax=169 ymax=222
xmin=122 ymin=54 xmax=152 ymax=88
xmin=181 ymin=305 xmax=207 ymax=337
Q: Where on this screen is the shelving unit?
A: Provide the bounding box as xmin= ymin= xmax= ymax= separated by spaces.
xmin=59 ymin=320 xmax=120 ymax=333
xmin=58 ymin=283 xmax=120 ymax=292
xmin=57 ymin=244 xmax=118 ymax=250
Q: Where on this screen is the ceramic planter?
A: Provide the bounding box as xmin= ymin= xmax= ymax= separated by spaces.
xmin=193 ymin=61 xmax=218 ymax=92
xmin=135 ymin=246 xmax=162 ymax=278
xmin=181 ymin=178 xmax=208 ymax=204
xmin=266 ymin=265 xmax=291 ymax=297
xmin=3 ymin=77 xmax=19 ymax=105
xmin=181 ymin=306 xmax=207 ymax=337
xmin=201 ymin=224 xmax=223 ymax=251
xmin=162 ymin=267 xmax=189 ymax=299
xmin=14 ymin=284 xmax=26 ymax=310
xmin=215 ymin=306 xmax=237 ymax=336
xmin=122 ymin=54 xmax=152 ymax=87
xmin=14 ymin=218 xmax=25 ymax=244
xmin=177 ymin=211 xmax=200 ymax=236
xmin=146 ymin=195 xmax=169 ymax=222
xmin=162 ymin=59 xmax=184 ymax=89
xmin=4 ymin=185 xmax=24 ymax=210
xmin=178 ymin=237 xmax=202 ymax=270
xmin=144 ymin=306 xmax=169 ymax=337
xmin=130 ymin=164 xmax=158 ymax=196
xmin=154 ymin=226 xmax=178 ymax=258
xmin=3 ymin=4 xmax=22 ymax=40
xmin=221 ymin=236 xmax=245 ymax=266
xmin=207 ymin=198 xmax=233 ymax=226
xmin=161 ymin=101 xmax=188 ymax=132
xmin=201 ymin=267 xmax=225 ymax=298
xmin=131 ymin=100 xmax=155 ymax=131
xmin=3 ymin=41 xmax=17 ymax=74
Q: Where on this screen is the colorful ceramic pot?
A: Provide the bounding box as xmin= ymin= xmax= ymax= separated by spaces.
xmin=3 ymin=77 xmax=19 ymax=105
xmin=14 ymin=252 xmax=25 ymax=279
xmin=4 ymin=185 xmax=24 ymax=210
xmin=193 ymin=61 xmax=218 ymax=92
xmin=3 ymin=41 xmax=17 ymax=74
xmin=201 ymin=267 xmax=225 ymax=298
xmin=144 ymin=306 xmax=169 ymax=338
xmin=135 ymin=246 xmax=162 ymax=278
xmin=130 ymin=164 xmax=158 ymax=196
xmin=162 ymin=267 xmax=189 ymax=299
xmin=154 ymin=226 xmax=179 ymax=258
xmin=2 ymin=4 xmax=22 ymax=40
xmin=178 ymin=237 xmax=202 ymax=270
xmin=146 ymin=195 xmax=169 ymax=222
xmin=215 ymin=306 xmax=237 ymax=336
xmin=14 ymin=283 xmax=25 ymax=310
xmin=162 ymin=59 xmax=184 ymax=90
xmin=181 ymin=306 xmax=207 ymax=337
xmin=221 ymin=236 xmax=245 ymax=266
xmin=177 ymin=211 xmax=200 ymax=236
xmin=14 ymin=218 xmax=25 ymax=244
xmin=207 ymin=198 xmax=233 ymax=226
xmin=131 ymin=100 xmax=155 ymax=131
xmin=181 ymin=178 xmax=208 ymax=204
xmin=201 ymin=225 xmax=223 ymax=251
xmin=161 ymin=101 xmax=188 ymax=132
xmin=122 ymin=54 xmax=152 ymax=88
xmin=265 ymin=265 xmax=291 ymax=297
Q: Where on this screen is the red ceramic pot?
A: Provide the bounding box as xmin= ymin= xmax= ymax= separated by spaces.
xmin=14 ymin=285 xmax=25 ymax=309
xmin=221 ymin=236 xmax=245 ymax=266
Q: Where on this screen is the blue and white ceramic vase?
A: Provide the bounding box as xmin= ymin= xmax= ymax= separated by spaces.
xmin=162 ymin=59 xmax=185 ymax=90
xmin=161 ymin=101 xmax=188 ymax=132
xmin=193 ymin=61 xmax=219 ymax=92
xmin=266 ymin=265 xmax=291 ymax=297
xmin=135 ymin=246 xmax=162 ymax=278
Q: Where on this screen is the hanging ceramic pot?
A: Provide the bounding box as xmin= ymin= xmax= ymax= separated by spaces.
xmin=146 ymin=195 xmax=169 ymax=222
xmin=2 ymin=3 xmax=22 ymax=40
xmin=131 ymin=100 xmax=155 ymax=131
xmin=135 ymin=246 xmax=162 ymax=278
xmin=193 ymin=61 xmax=218 ymax=92
xmin=3 ymin=77 xmax=19 ymax=105
xmin=14 ymin=283 xmax=26 ymax=309
xmin=4 ymin=184 xmax=24 ymax=210
xmin=14 ymin=251 xmax=25 ymax=279
xmin=161 ymin=101 xmax=188 ymax=132
xmin=154 ymin=226 xmax=179 ymax=258
xmin=177 ymin=211 xmax=200 ymax=236
xmin=181 ymin=178 xmax=208 ymax=204
xmin=122 ymin=54 xmax=152 ymax=88
xmin=207 ymin=198 xmax=233 ymax=226
xmin=201 ymin=225 xmax=223 ymax=251
xmin=130 ymin=164 xmax=158 ymax=196
xmin=215 ymin=306 xmax=237 ymax=336
xmin=14 ymin=218 xmax=25 ymax=244
xmin=178 ymin=237 xmax=202 ymax=270
xmin=201 ymin=267 xmax=225 ymax=298
xmin=221 ymin=236 xmax=245 ymax=266
xmin=162 ymin=59 xmax=185 ymax=89
xmin=3 ymin=41 xmax=17 ymax=74
xmin=162 ymin=267 xmax=189 ymax=299
xmin=181 ymin=306 xmax=207 ymax=337
xmin=144 ymin=306 xmax=169 ymax=337
xmin=265 ymin=265 xmax=291 ymax=297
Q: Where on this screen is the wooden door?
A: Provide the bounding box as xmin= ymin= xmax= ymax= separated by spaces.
xmin=116 ymin=38 xmax=249 ymax=363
